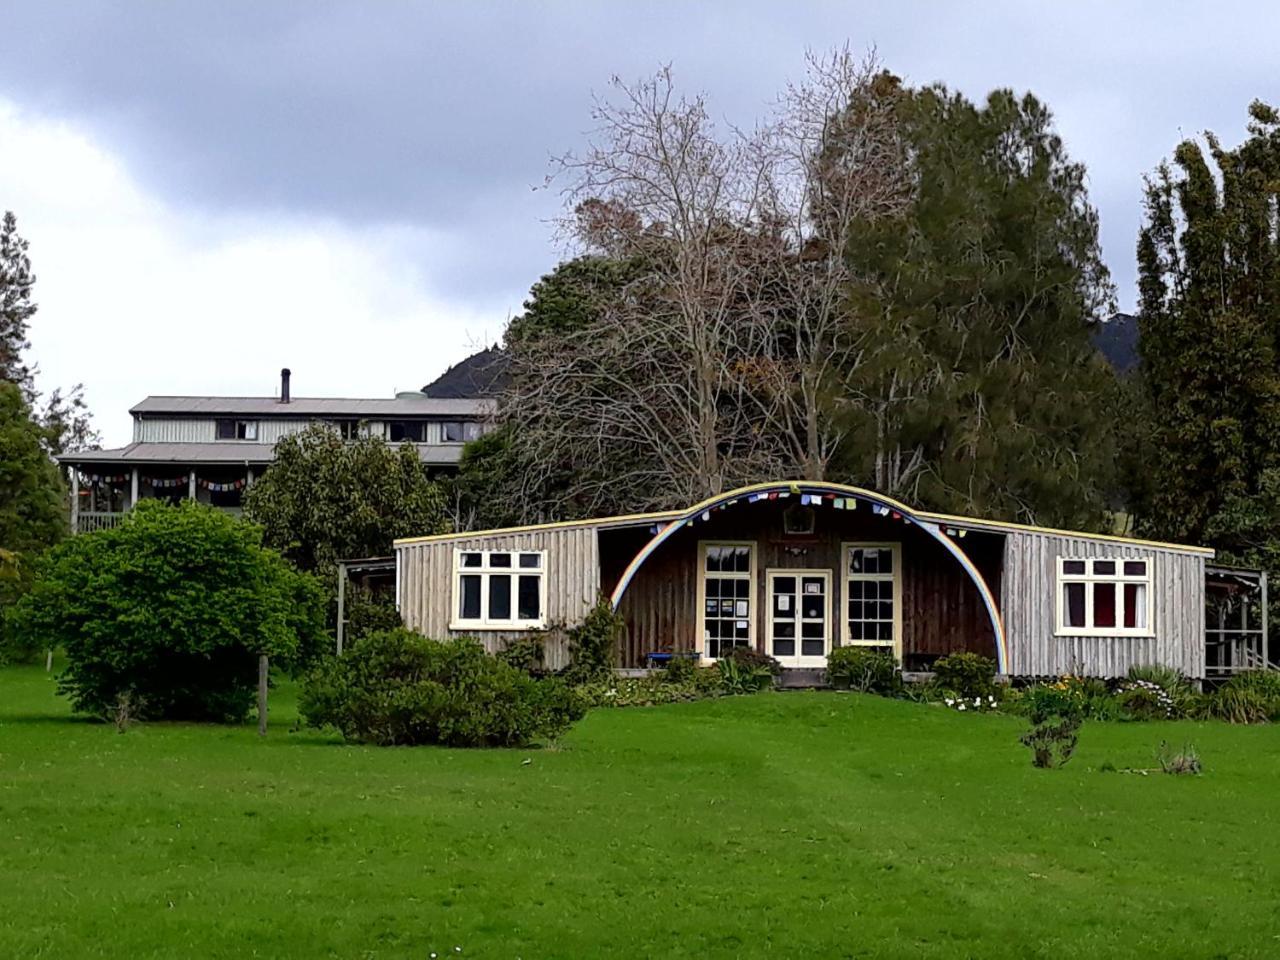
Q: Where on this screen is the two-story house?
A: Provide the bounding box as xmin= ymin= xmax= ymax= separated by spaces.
xmin=57 ymin=367 xmax=494 ymax=533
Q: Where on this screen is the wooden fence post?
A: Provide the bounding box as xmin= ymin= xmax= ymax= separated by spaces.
xmin=257 ymin=654 xmax=269 ymax=737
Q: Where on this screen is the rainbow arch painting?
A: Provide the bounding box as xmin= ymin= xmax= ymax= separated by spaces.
xmin=607 ymin=480 xmax=1009 ymax=674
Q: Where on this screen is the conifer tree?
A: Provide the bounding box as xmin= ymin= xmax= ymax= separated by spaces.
xmin=837 ymin=86 xmax=1120 ymax=529
xmin=1133 ymin=101 xmax=1280 ymax=565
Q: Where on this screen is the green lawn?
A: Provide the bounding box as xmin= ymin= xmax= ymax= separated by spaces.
xmin=2 ymin=667 xmax=1279 ymax=959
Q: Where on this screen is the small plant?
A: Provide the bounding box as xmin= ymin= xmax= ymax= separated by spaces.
xmin=1117 ymin=679 xmax=1176 ymax=720
xmin=943 ymin=694 xmax=999 ymax=712
xmin=1202 ymin=684 xmax=1271 ymax=724
xmin=660 ymin=654 xmax=701 ymax=683
xmin=717 ymin=656 xmax=773 ymax=695
xmin=826 ymin=647 xmax=901 ymax=695
xmin=1219 ymin=670 xmax=1280 ymax=720
xmin=1157 ymin=740 xmax=1202 ymax=775
xmin=726 ymin=646 xmax=782 ymax=677
xmin=932 ymin=652 xmax=997 ymax=699
xmin=1020 ymin=716 xmax=1081 ymax=769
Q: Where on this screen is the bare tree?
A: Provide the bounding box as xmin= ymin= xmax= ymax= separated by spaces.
xmin=746 ymin=48 xmax=911 ymax=480
xmin=502 ymin=51 xmax=912 ymax=516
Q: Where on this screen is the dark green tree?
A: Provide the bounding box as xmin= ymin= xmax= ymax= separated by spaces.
xmin=1133 ymin=101 xmax=1280 ymax=565
xmin=0 ymin=211 xmax=36 ymax=397
xmin=243 ymin=423 xmax=449 ymax=580
xmin=454 ymin=256 xmax=643 ymax=526
xmin=9 ymin=500 xmax=324 ymax=719
xmin=0 ymin=381 xmax=66 ymax=659
xmin=0 ymin=210 xmax=99 ymax=452
xmin=836 ymin=85 xmax=1120 ymax=528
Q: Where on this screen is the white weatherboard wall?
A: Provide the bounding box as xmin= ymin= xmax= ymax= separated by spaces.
xmin=396 ymin=526 xmax=601 ymax=670
xmin=1001 ymin=531 xmax=1208 ymax=678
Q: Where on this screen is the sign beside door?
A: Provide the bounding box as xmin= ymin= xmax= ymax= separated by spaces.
xmin=767 ymin=569 xmax=832 ymax=668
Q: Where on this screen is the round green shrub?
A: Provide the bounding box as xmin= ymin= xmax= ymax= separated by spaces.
xmin=826 ymin=647 xmax=901 ymax=695
xmin=300 ymin=629 xmax=585 ymax=747
xmin=9 ymin=501 xmax=323 ymax=722
xmin=932 ymin=652 xmax=997 ymax=698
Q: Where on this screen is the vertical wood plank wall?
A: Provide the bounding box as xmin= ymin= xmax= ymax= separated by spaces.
xmin=1001 ymin=531 xmax=1207 ymax=678
xmin=604 ymin=504 xmax=1003 ymax=668
xmin=395 ymin=527 xmax=601 ymax=670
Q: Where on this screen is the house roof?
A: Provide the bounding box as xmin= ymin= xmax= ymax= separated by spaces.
xmin=421 ymin=346 xmax=509 ymax=399
xmin=395 ymin=480 xmax=1215 ymax=557
xmin=130 ymin=395 xmax=491 ymax=417
xmin=57 ymin=441 xmax=465 ymax=467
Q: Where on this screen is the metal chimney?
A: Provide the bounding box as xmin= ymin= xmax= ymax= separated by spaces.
xmin=280 ymin=368 xmax=291 ymax=403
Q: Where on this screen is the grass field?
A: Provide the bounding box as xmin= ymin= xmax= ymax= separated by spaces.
xmin=2 ymin=666 xmax=1280 ymax=959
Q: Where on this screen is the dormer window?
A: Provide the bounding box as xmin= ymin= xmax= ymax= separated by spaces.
xmin=215 ymin=419 xmax=258 ymax=440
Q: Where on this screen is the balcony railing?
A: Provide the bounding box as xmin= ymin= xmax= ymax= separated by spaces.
xmin=76 ymin=511 xmax=127 ymax=534
xmin=74 ymin=506 xmax=243 ymax=534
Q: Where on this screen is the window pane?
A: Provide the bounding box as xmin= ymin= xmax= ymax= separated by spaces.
xmin=1062 ymin=559 xmax=1086 ymax=575
xmin=1093 ymin=582 xmax=1116 ymax=627
xmin=772 ymin=636 xmax=795 ymax=657
xmin=705 ymin=547 xmax=724 ymax=572
xmin=849 ymin=550 xmax=864 ymax=574
xmin=489 ymin=576 xmax=511 ymax=620
xmin=1124 ymin=583 xmax=1147 ymax=629
xmin=215 ymin=419 xmax=235 ymax=439
xmin=1093 ymin=560 xmax=1116 ymax=576
xmin=459 ymin=575 xmax=481 ymax=620
xmin=442 ymin=421 xmax=464 ymax=442
xmin=488 ymin=552 xmax=512 ymax=568
xmin=875 ymin=549 xmax=892 ymax=575
xmin=1123 ymin=560 xmax=1147 ymax=577
xmin=460 ymin=552 xmax=482 ymax=568
xmin=517 ymin=575 xmax=540 ymax=620
xmin=519 ymin=553 xmax=541 ymax=568
xmin=731 ymin=547 xmax=750 ymax=572
xmin=1064 ymin=582 xmax=1086 ymax=627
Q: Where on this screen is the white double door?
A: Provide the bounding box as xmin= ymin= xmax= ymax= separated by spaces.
xmin=766 ymin=569 xmax=832 ymax=668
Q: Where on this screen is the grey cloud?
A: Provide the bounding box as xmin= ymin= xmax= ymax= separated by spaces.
xmin=4 ymin=1 xmax=1279 ymax=308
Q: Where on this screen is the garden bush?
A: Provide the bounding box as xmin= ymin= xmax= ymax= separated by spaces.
xmin=1123 ymin=664 xmax=1198 ymax=718
xmin=578 ymin=675 xmax=715 ymax=708
xmin=726 ymin=646 xmax=782 ymax=677
xmin=826 ymin=647 xmax=901 ymax=695
xmin=1201 ymin=684 xmax=1272 ymax=725
xmin=1220 ymin=670 xmax=1280 ymax=719
xmin=932 ymin=652 xmax=997 ymax=698
xmin=497 ymin=635 xmax=546 ymax=675
xmin=300 ymin=629 xmax=585 ymax=746
xmin=717 ymin=655 xmax=774 ymax=694
xmin=563 ymin=598 xmax=623 ymax=684
xmin=8 ymin=501 xmax=323 ymax=722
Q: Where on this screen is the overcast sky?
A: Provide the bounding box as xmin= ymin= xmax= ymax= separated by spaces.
xmin=2 ymin=2 xmax=1276 ymax=445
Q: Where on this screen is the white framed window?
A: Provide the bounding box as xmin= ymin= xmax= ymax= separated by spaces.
xmin=839 ymin=542 xmax=902 ymax=660
xmin=1055 ymin=556 xmax=1152 ymax=637
xmin=215 ymin=418 xmax=258 ymax=440
xmin=451 ymin=549 xmax=546 ymax=630
xmin=697 ymin=541 xmax=756 ymax=660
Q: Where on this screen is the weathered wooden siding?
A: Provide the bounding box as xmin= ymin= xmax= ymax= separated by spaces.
xmin=1001 ymin=531 xmax=1207 ymax=677
xmin=135 ymin=417 xmax=218 ymax=442
xmin=604 ymin=501 xmax=1003 ymax=668
xmin=395 ymin=527 xmax=600 ymax=670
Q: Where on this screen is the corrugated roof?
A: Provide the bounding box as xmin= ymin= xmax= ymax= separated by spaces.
xmin=395 ymin=480 xmax=1214 ymax=556
xmin=129 ymin=395 xmax=492 ymax=417
xmin=57 ymin=441 xmax=464 ymax=466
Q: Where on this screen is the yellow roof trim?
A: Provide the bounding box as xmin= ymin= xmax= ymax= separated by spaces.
xmin=393 ymin=480 xmax=1215 ymax=557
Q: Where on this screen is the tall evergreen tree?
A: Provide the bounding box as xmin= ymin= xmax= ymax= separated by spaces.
xmin=836 ymin=85 xmax=1120 ymax=529
xmin=0 ymin=211 xmax=37 ymax=398
xmin=1133 ymin=101 xmax=1280 ymax=565
xmin=0 ymin=381 xmax=66 ymax=660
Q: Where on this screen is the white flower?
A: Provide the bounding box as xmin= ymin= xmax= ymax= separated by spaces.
xmin=945 ymin=698 xmax=954 ymax=706
xmin=958 ymin=704 xmax=967 ymax=711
